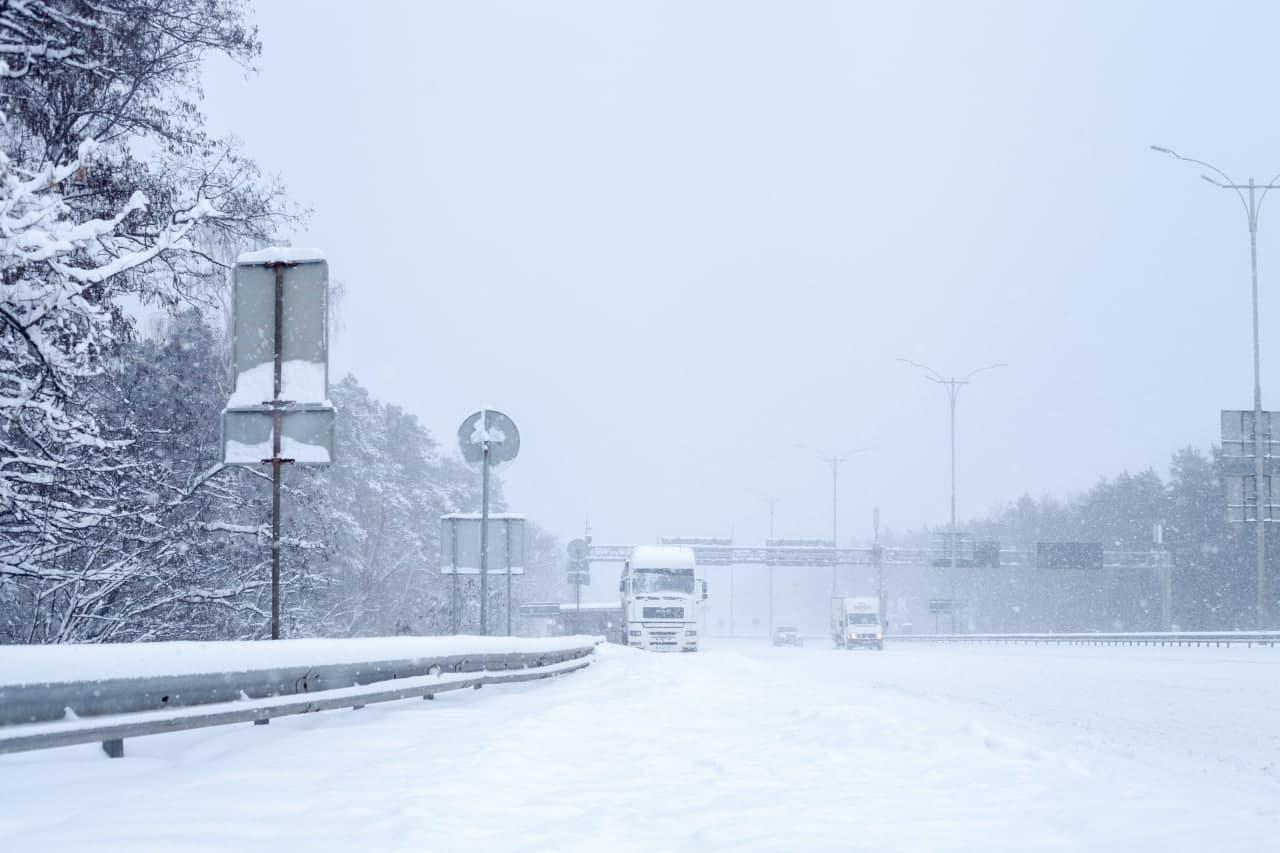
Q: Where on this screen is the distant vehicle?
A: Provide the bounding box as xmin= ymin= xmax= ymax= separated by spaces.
xmin=619 ymin=545 xmax=707 ymax=651
xmin=772 ymin=626 xmax=802 ymax=646
xmin=830 ymin=596 xmax=884 ymax=650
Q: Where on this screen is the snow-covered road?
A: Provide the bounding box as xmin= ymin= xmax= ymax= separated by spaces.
xmin=1 ymin=640 xmax=1277 ymax=851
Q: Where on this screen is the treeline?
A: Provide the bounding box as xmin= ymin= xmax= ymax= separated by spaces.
xmin=921 ymin=448 xmax=1271 ymax=629
xmin=0 ymin=1 xmax=563 ymax=643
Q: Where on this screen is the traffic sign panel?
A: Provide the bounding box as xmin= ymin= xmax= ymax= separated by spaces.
xmin=458 ymin=409 xmax=520 ymax=466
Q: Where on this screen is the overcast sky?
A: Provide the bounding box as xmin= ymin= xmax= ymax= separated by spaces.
xmin=202 ymin=1 xmax=1280 ymax=551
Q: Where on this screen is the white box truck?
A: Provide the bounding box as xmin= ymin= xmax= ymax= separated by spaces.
xmin=831 ymin=596 xmax=884 ymax=650
xmin=619 ymin=545 xmax=706 ymax=651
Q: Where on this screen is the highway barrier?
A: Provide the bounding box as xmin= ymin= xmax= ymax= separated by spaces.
xmin=0 ymin=638 xmax=598 ymax=758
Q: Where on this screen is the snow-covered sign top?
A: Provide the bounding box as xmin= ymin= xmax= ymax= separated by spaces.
xmin=628 ymin=545 xmax=697 ymax=570
xmin=441 ymin=513 xmax=527 ymax=521
xmin=236 ymin=246 xmax=327 ymax=264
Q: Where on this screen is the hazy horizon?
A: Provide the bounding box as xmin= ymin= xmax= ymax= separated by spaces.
xmin=201 ymin=1 xmax=1280 ymax=551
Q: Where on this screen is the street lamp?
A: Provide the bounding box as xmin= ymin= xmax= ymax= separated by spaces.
xmin=898 ymin=358 xmax=1006 ymax=631
xmin=1152 ymin=144 xmax=1280 ymax=627
xmin=798 ymin=444 xmax=870 ymax=597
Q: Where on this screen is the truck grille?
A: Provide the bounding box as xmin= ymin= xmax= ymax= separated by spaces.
xmin=643 ymin=607 xmax=684 ymax=619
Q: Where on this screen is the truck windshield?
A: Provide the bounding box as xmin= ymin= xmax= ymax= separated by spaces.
xmin=632 ymin=568 xmax=695 ymax=594
xmin=848 ymin=614 xmax=879 ymax=624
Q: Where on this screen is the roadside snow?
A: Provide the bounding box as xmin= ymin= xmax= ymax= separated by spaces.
xmin=0 ymin=641 xmax=1276 ymax=851
xmin=0 ymin=635 xmax=599 ymax=686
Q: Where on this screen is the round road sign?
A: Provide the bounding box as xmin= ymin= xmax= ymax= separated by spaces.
xmin=457 ymin=409 xmax=520 ymax=466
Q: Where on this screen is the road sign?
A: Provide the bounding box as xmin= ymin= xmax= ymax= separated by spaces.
xmin=1035 ymin=541 xmax=1104 ymax=570
xmin=1221 ymin=410 xmax=1280 ymax=458
xmin=455 ymin=408 xmax=522 ymax=637
xmin=223 ymin=251 xmax=334 ymax=466
xmin=973 ymin=540 xmax=1000 ymax=568
xmin=223 ymin=406 xmax=334 ymax=465
xmin=567 ymin=538 xmax=589 ymax=561
xmin=1225 ymin=475 xmax=1280 ymax=523
xmin=567 ymin=569 xmax=590 ymax=585
xmin=440 ymin=514 xmax=526 ymax=574
xmin=227 ymin=250 xmax=330 ymax=409
xmin=519 ymin=603 xmax=563 ymax=619
xmin=458 ymin=409 xmax=520 ymax=466
xmin=764 ymin=539 xmax=837 ymax=566
xmin=661 ymin=537 xmax=735 ymax=565
xmin=928 ymin=599 xmax=967 ymax=614
xmin=931 ymin=531 xmax=975 ymax=567
xmin=222 ymin=248 xmax=333 ymax=642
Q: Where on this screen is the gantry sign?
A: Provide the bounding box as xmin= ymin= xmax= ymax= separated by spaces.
xmin=585 ymin=537 xmax=1173 ymax=634
xmin=581 ymin=541 xmax=1169 ymax=571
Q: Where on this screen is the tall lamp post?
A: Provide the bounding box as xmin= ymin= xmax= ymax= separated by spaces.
xmin=899 ymin=359 xmax=1005 ymax=631
xmin=1152 ymin=145 xmax=1279 ymax=627
xmin=799 ymin=445 xmax=869 ymax=597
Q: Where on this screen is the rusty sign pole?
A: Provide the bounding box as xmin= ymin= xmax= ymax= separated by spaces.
xmin=506 ymin=517 xmax=514 ymax=636
xmin=265 ymin=261 xmax=295 ymax=641
xmin=479 ymin=432 xmax=491 ymax=635
xmin=225 ymin=249 xmax=332 ymax=644
xmin=450 ymin=517 xmax=460 ymax=634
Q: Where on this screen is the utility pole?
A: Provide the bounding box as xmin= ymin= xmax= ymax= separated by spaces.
xmin=829 ymin=455 xmax=841 ymax=598
xmin=874 ymin=507 xmax=884 ymax=628
xmin=757 ymin=496 xmax=779 ymax=638
xmin=1152 ymin=145 xmax=1280 ymax=627
xmin=899 ymin=359 xmax=1006 ymax=633
xmin=798 ymin=447 xmax=868 ymax=597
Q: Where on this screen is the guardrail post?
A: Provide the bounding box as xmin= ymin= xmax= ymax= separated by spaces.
xmin=101 ymin=739 xmax=124 ymax=758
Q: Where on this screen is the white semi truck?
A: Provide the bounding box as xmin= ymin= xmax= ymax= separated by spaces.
xmin=830 ymin=596 xmax=884 ymax=650
xmin=619 ymin=545 xmax=706 ymax=651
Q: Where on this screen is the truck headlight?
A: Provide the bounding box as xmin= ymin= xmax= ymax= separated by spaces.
xmin=629 ymin=630 xmax=641 ymax=637
xmin=685 ymin=630 xmax=697 ymax=637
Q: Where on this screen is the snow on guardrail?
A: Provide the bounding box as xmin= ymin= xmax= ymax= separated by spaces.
xmin=0 ymin=634 xmax=601 ymax=686
xmin=0 ymin=635 xmax=600 ymax=758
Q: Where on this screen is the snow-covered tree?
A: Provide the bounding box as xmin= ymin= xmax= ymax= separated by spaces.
xmin=0 ymin=0 xmax=288 ymax=631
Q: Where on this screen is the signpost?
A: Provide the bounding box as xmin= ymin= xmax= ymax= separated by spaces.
xmin=566 ymin=537 xmax=590 ymax=615
xmin=223 ymin=248 xmax=333 ymax=641
xmin=928 ymin=598 xmax=967 ymax=633
xmin=1221 ymin=409 xmax=1280 ymax=625
xmin=457 ymin=409 xmax=520 ymax=635
xmin=441 ymin=513 xmax=526 ymax=634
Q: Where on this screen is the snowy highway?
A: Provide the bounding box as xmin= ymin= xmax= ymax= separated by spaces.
xmin=2 ymin=640 xmax=1277 ymax=852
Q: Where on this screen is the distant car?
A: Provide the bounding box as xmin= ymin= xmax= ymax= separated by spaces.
xmin=772 ymin=626 xmax=802 ymax=646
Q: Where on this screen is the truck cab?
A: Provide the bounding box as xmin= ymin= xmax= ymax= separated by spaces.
xmin=619 ymin=545 xmax=705 ymax=651
xmin=831 ymin=596 xmax=884 ymax=650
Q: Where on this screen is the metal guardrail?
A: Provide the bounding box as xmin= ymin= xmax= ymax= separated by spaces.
xmin=891 ymin=631 xmax=1280 ymax=647
xmin=0 ymin=642 xmax=597 ymax=758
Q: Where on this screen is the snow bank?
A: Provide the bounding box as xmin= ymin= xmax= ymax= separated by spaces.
xmin=0 ymin=635 xmax=599 ymax=687
xmin=236 ymin=247 xmax=326 ymax=264
xmin=4 ymin=642 xmax=1276 ymax=851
